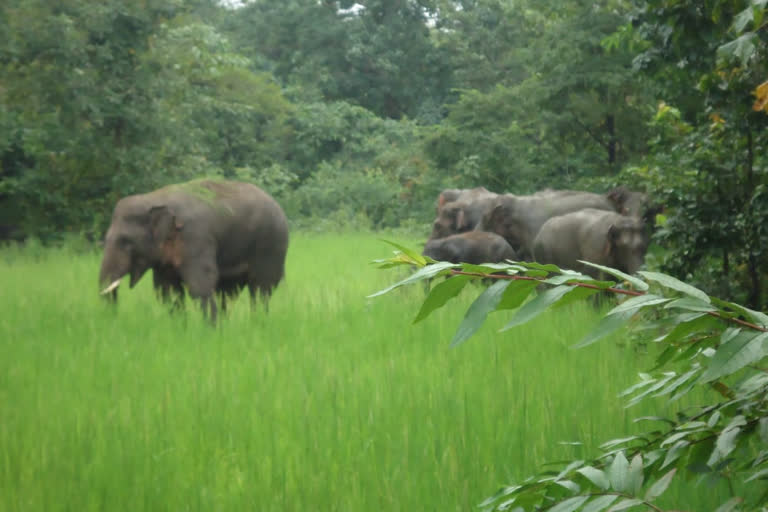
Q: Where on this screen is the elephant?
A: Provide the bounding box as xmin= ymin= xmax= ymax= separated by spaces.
xmin=435 ymin=186 xmax=497 ymax=213
xmin=532 ymin=208 xmax=648 ymax=280
xmin=429 ymin=197 xmax=500 ymax=240
xmin=477 ymin=187 xmax=649 ymax=260
xmin=98 ymin=179 xmax=289 ymax=322
xmin=423 ymin=231 xmax=516 ymax=265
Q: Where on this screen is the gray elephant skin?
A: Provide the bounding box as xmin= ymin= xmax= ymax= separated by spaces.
xmin=423 ymin=231 xmax=516 ymax=264
xmin=99 ymin=179 xmax=289 ymax=321
xmin=436 ymin=186 xmax=496 ymax=212
xmin=478 ymin=188 xmax=646 ymax=259
xmin=532 ymin=208 xmax=648 ymax=280
xmin=431 ymin=187 xmax=499 ymax=239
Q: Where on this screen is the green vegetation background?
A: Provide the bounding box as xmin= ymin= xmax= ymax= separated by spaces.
xmin=0 ymin=233 xmax=729 ymax=510
xmin=2 ymin=0 xmax=768 ymax=309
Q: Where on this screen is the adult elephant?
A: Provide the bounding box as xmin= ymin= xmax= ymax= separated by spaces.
xmin=435 ymin=186 xmax=497 ymax=213
xmin=423 ymin=231 xmax=516 ymax=265
xmin=477 ymin=187 xmax=648 ymax=259
xmin=532 ymin=208 xmax=648 ymax=280
xmin=99 ymin=179 xmax=289 ymax=322
xmin=430 ymin=197 xmax=499 ymax=240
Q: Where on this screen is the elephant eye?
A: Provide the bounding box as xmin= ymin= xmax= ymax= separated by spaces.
xmin=117 ymin=236 xmax=132 ymax=249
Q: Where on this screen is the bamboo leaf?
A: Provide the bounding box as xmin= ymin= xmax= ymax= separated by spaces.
xmin=450 ymin=280 xmax=510 ymax=347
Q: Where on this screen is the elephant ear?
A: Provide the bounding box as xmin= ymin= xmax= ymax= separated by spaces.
xmin=604 ymin=224 xmax=619 ymax=257
xmin=149 ymin=206 xmax=176 ymax=242
xmin=149 ymin=206 xmax=185 ymax=267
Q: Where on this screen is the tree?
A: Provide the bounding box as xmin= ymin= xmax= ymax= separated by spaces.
xmin=617 ymin=0 xmax=768 ymax=309
xmin=423 ymin=0 xmax=654 ymax=193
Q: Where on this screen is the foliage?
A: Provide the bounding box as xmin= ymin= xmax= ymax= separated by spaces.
xmin=374 ymin=247 xmax=768 ymax=510
xmin=614 ymin=0 xmax=768 ymax=310
xmin=425 ymin=0 xmax=654 ymax=193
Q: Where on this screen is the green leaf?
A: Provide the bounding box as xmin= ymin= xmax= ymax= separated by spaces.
xmin=661 ymin=313 xmax=720 ymax=345
xmin=582 ymin=495 xmax=619 ymax=512
xmin=551 ymin=285 xmax=601 ymax=308
xmin=654 ymin=367 xmax=701 ymax=398
xmin=637 ymin=271 xmax=710 ymax=303
xmin=548 ymin=496 xmax=590 ymax=512
xmin=714 ymin=497 xmax=744 ymax=512
xmin=576 ymin=466 xmax=610 ymax=490
xmin=607 ymin=294 xmax=671 ymax=315
xmin=664 ymin=297 xmax=717 ymax=313
xmin=554 ymin=479 xmax=580 ymax=493
xmin=378 ymin=239 xmax=427 ymax=266
xmin=711 ymin=297 xmax=768 ymax=327
xmin=496 ymin=280 xmax=540 ymax=310
xmin=626 ymin=373 xmax=676 ymax=407
xmin=368 ymin=261 xmax=458 ymax=298
xmin=413 ymin=275 xmax=471 ymax=323
xmin=661 ymin=440 xmax=689 ymax=469
xmin=451 ymin=280 xmax=511 ymax=347
xmin=627 ymin=454 xmax=644 ymax=495
xmin=709 ymin=416 xmax=746 ymax=466
xmin=699 ymin=331 xmax=768 ymax=382
xmin=717 ymin=33 xmax=758 ymax=65
xmin=644 ymin=468 xmax=676 ymax=501
xmin=606 ymin=498 xmax=642 ymax=511
xmin=618 ymin=376 xmax=656 ymax=397
xmin=579 ymin=261 xmax=648 ymax=291
xmin=572 ymin=309 xmax=635 ymax=349
xmin=732 ymin=5 xmax=754 ymax=32
xmin=607 ymin=451 xmax=629 ymax=492
xmin=600 ymin=436 xmax=642 ymax=450
xmin=745 ymin=467 xmax=768 ymax=482
xmin=501 ymin=285 xmax=574 ymax=331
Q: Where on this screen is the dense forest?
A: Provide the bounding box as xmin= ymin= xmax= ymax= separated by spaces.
xmin=1 ymin=0 xmax=767 ymax=308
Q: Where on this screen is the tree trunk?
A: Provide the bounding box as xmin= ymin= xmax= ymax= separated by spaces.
xmin=606 ymin=114 xmax=616 ymax=167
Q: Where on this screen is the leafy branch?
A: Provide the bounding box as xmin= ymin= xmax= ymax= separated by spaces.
xmin=371 ymin=242 xmax=768 ymax=511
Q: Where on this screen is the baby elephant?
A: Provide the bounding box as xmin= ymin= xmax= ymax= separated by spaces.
xmin=532 ymin=208 xmax=648 ymax=279
xmin=423 ymin=231 xmax=517 ymax=264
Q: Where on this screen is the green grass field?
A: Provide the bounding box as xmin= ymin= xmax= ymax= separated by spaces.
xmin=0 ymin=233 xmax=728 ymax=511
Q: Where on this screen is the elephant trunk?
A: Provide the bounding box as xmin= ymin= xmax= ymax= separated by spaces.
xmin=99 ymin=243 xmax=130 ymax=302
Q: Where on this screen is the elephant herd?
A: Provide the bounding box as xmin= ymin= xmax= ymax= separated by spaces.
xmin=423 ymin=186 xmax=656 ymax=281
xmin=96 ymin=179 xmax=656 ymax=322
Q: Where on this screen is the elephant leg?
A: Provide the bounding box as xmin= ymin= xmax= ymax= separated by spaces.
xmin=153 ymin=267 xmax=186 ymax=312
xmin=180 ymin=255 xmax=219 ymax=323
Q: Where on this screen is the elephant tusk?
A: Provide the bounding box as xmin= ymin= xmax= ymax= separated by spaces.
xmin=100 ymin=278 xmax=122 ymax=295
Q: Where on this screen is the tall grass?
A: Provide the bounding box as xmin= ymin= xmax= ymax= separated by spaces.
xmin=0 ymin=233 xmax=728 ymax=511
